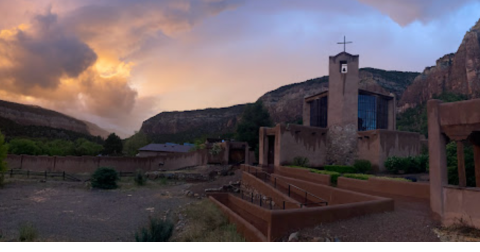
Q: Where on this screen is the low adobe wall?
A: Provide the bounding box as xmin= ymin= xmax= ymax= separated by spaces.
xmin=274 ymin=166 xmax=330 ymax=186
xmin=5 ymin=150 xmax=209 ymax=173
xmin=209 ymin=194 xmax=268 ymax=242
xmin=208 ymin=191 xmax=393 ymax=242
xmin=271 ymin=174 xmax=381 ymax=206
xmin=442 ymin=186 xmax=480 ymax=229
xmin=337 ymin=177 xmax=430 ymax=200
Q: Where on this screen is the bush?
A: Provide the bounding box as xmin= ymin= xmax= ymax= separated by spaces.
xmin=310 ymin=169 xmax=341 ymax=185
xmin=135 ymin=218 xmax=174 ymax=242
xmin=292 ymin=157 xmax=309 ymax=168
xmin=134 ymin=169 xmax=147 ymax=186
xmin=324 ymin=165 xmax=357 ymax=174
xmin=384 ymin=155 xmax=428 ymax=174
xmin=91 ymin=167 xmax=119 ymax=189
xmin=343 ymin=173 xmax=374 ymax=180
xmin=353 ymin=160 xmax=372 ymax=173
xmin=19 ymin=223 xmax=38 ymax=242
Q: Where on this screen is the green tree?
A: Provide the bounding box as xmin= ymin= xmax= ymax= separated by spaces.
xmin=103 ymin=133 xmax=123 ymax=156
xmin=8 ymin=139 xmax=41 ymax=155
xmin=0 ymin=130 xmax=8 ymax=186
xmin=236 ymin=101 xmax=273 ymax=154
xmin=123 ymin=131 xmax=150 ymax=156
xmin=75 ymin=138 xmax=104 ymax=156
xmin=42 ymin=139 xmax=75 ymax=156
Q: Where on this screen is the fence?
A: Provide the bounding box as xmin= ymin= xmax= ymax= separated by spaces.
xmin=6 ymin=169 xmax=82 ymax=182
xmin=240 ymin=166 xmax=328 ymax=209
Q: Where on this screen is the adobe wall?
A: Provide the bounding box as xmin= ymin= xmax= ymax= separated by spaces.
xmin=208 ymin=191 xmax=393 ymax=242
xmin=269 ymin=198 xmax=393 ymax=241
xmin=358 ymin=130 xmax=422 ymax=172
xmin=442 ymin=186 xmax=480 ymax=229
xmin=274 ymin=166 xmax=330 ymax=186
xmin=337 ymin=177 xmax=430 ymax=200
xmin=209 ymin=195 xmax=268 ymax=242
xmin=276 ymin=124 xmax=327 ymax=167
xmin=5 ymin=150 xmax=209 ymax=173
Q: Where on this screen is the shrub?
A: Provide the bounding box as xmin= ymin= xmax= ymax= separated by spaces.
xmin=324 ymin=165 xmax=357 ymax=174
xmin=385 ymin=155 xmax=429 ymax=174
xmin=135 ymin=218 xmax=174 ymax=242
xmin=91 ymin=167 xmax=119 ymax=189
xmin=310 ymin=169 xmax=341 ymax=185
xmin=353 ymin=160 xmax=372 ymax=173
xmin=19 ymin=223 xmax=38 ymax=242
xmin=343 ymin=173 xmax=374 ymax=180
xmin=134 ymin=169 xmax=147 ymax=186
xmin=209 ymin=143 xmax=223 ymax=156
xmin=292 ymin=157 xmax=309 ymax=168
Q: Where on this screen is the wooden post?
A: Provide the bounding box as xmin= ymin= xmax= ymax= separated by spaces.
xmin=475 ymin=145 xmax=480 ymax=188
xmin=457 ymin=141 xmax=467 ymax=187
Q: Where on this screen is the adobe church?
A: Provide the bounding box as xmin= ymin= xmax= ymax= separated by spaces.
xmin=259 ymin=46 xmax=423 ymax=171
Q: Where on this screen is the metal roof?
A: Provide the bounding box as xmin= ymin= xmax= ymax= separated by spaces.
xmin=138 ymin=143 xmax=193 ymax=153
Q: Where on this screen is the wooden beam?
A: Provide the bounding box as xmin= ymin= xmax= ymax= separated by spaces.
xmin=457 ymin=141 xmax=467 ymax=187
xmin=475 ymin=145 xmax=480 ymax=188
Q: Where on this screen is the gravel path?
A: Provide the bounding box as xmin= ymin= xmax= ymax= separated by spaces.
xmin=0 ymin=180 xmax=194 ymax=242
xmin=296 ymin=195 xmax=441 ymax=242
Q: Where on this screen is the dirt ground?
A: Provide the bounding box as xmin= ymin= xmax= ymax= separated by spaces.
xmin=0 ymin=166 xmax=241 ymax=242
xmin=292 ymin=195 xmax=442 ymax=242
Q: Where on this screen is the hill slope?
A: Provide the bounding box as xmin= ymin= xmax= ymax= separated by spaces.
xmin=141 ymin=68 xmax=420 ymax=143
xmin=0 ymin=99 xmax=109 ymax=139
xmin=399 ymin=19 xmax=480 ymax=112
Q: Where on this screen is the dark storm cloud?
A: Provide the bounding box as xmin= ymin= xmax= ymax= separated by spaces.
xmin=0 ymin=9 xmax=97 ymax=93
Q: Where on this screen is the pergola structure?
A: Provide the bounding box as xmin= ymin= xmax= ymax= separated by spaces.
xmin=427 ymin=99 xmax=480 ymax=228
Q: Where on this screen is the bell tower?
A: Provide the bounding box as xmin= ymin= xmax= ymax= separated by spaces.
xmin=325 ymin=38 xmax=360 ymax=165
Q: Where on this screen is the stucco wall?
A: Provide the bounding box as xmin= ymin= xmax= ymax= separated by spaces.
xmin=443 ymin=186 xmax=480 ymax=229
xmin=259 ymin=124 xmax=327 ymax=167
xmin=5 ymin=150 xmax=210 ymax=173
xmin=338 ymin=177 xmax=430 ymax=200
xmin=358 ymin=130 xmax=422 ymax=172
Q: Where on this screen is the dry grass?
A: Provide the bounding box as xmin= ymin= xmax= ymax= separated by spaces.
xmin=18 ymin=222 xmax=38 ymax=242
xmin=435 ymin=219 xmax=480 ymax=242
xmin=172 ymin=200 xmax=245 ymax=242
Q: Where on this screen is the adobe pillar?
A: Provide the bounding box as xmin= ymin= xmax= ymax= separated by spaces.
xmin=427 ymin=100 xmax=448 ymax=219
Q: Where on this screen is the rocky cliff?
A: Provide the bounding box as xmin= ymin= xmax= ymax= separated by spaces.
xmin=141 ymin=68 xmax=419 ymax=142
xmin=0 ymin=99 xmax=109 ymax=138
xmin=399 ymin=19 xmax=480 ymax=112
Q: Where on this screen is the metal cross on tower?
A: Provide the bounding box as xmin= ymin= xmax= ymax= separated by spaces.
xmin=337 ymin=36 xmax=352 ymax=52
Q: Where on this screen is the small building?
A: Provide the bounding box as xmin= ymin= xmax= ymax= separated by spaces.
xmin=137 ymin=143 xmax=194 ymax=157
xmin=259 ymin=50 xmax=423 ymax=171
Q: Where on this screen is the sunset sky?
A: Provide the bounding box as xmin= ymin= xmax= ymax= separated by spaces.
xmin=0 ymin=0 xmax=479 ymax=137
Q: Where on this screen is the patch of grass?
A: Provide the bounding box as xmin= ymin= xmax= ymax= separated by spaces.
xmin=173 ymin=200 xmax=245 ymax=242
xmin=343 ymin=173 xmax=375 ymax=180
xmin=135 ymin=218 xmax=174 ymax=242
xmin=375 ymin=176 xmax=411 ymax=182
xmin=324 ymin=165 xmax=357 ymax=174
xmin=19 ymin=223 xmax=38 ymax=242
xmin=310 ymin=169 xmax=341 ymax=185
